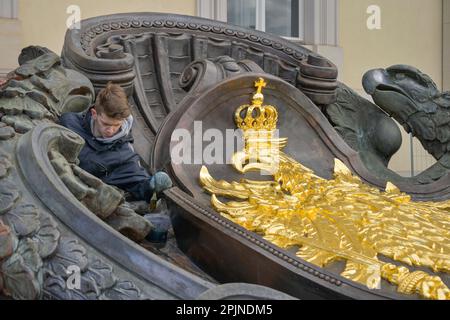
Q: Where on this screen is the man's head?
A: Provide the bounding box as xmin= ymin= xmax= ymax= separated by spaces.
xmin=91 ymin=82 xmax=131 ymax=138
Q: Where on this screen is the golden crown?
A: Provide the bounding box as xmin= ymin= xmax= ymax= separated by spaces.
xmin=235 ymin=78 xmax=278 ymax=131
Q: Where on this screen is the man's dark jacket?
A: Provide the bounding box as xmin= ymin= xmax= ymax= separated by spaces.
xmin=59 ymin=108 xmax=152 ymax=201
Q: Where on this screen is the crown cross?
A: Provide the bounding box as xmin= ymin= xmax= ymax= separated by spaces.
xmin=255 ymin=78 xmax=267 ymax=95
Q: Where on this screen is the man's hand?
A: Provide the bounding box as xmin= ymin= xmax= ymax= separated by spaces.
xmin=149 ymin=172 xmax=173 ymax=194
xmin=148 ymin=172 xmax=172 ymax=210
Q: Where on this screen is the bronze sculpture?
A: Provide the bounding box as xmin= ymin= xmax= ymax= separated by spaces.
xmin=1 ymin=12 xmax=449 ymax=300
xmin=364 ymin=65 xmax=450 ymax=184
xmin=200 ymin=78 xmax=450 ymax=300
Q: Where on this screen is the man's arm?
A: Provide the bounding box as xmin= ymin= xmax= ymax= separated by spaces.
xmin=103 ymin=151 xmax=152 ymax=201
xmin=108 ymin=153 xmax=172 ymax=202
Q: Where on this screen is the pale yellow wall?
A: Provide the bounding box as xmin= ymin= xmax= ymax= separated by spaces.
xmin=339 ymin=0 xmax=443 ymax=91
xmin=0 ymin=18 xmax=22 ymax=74
xmin=18 ymin=0 xmax=196 ymax=55
xmin=444 ymin=0 xmax=450 ymax=91
xmin=339 ymin=0 xmax=443 ymax=175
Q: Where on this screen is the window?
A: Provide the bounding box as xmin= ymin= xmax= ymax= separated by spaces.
xmin=197 ymin=0 xmax=339 ymax=46
xmin=227 ymin=0 xmax=300 ymax=38
xmin=0 ymin=0 xmax=18 ymax=19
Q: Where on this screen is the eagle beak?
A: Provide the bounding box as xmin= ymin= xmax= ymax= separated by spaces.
xmin=362 ymin=69 xmax=390 ymax=95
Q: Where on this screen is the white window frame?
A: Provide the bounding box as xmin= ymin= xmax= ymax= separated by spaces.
xmin=0 ymin=0 xmax=18 ymax=19
xmin=197 ymin=0 xmax=339 ymax=46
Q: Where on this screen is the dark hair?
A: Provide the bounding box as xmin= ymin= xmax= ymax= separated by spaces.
xmin=94 ymin=82 xmax=131 ymax=119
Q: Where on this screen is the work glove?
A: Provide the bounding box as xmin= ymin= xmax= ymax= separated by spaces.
xmin=149 ymin=171 xmax=173 ymax=194
xmin=148 ymin=172 xmax=173 ymax=211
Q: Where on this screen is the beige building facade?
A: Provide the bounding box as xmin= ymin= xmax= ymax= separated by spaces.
xmin=0 ymin=0 xmax=196 ymax=74
xmin=0 ymin=0 xmax=448 ymax=176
